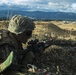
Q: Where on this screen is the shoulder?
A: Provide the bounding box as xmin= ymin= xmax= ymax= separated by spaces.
xmin=0 ymin=29 xmax=10 ymax=40
xmin=0 ymin=29 xmax=22 ymax=49
xmin=0 ymin=29 xmax=15 ymax=46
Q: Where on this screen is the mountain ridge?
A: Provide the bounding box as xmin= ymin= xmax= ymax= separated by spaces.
xmin=0 ymin=10 xmax=76 ymax=21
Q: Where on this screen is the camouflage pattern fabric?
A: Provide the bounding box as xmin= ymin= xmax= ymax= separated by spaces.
xmin=8 ymin=15 xmax=35 ymax=34
xmin=0 ymin=29 xmax=35 ymax=75
xmin=0 ymin=51 xmax=13 ymax=73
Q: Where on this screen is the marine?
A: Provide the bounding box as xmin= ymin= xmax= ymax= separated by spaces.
xmin=0 ymin=15 xmax=35 ymax=75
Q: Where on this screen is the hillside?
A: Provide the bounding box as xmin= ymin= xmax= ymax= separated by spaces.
xmin=0 ymin=10 xmax=76 ymax=21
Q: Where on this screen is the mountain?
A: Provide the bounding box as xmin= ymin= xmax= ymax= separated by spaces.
xmin=0 ymin=10 xmax=76 ymax=21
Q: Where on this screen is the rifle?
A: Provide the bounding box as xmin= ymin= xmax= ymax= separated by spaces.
xmin=18 ymin=38 xmax=76 ymax=55
xmin=18 ymin=39 xmax=53 ymax=55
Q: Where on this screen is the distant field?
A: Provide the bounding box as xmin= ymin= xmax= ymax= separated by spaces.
xmin=34 ymin=21 xmax=76 ymax=40
xmin=0 ymin=20 xmax=76 ymax=40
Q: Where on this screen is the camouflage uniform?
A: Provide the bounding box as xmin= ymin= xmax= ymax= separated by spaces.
xmin=0 ymin=15 xmax=35 ymax=75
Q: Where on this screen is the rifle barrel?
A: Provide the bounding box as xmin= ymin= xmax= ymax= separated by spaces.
xmin=44 ymin=39 xmax=76 ymax=47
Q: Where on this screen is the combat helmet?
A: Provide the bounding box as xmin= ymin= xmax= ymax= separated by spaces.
xmin=8 ymin=15 xmax=35 ymax=34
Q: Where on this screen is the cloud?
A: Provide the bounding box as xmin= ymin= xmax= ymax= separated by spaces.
xmin=46 ymin=2 xmax=76 ymax=12
xmin=1 ymin=0 xmax=8 ymax=3
xmin=0 ymin=0 xmax=76 ymax=13
xmin=71 ymin=3 xmax=76 ymax=9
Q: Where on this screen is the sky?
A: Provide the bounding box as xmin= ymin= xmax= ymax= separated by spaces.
xmin=0 ymin=0 xmax=76 ymax=13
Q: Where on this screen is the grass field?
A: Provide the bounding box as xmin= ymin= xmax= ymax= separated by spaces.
xmin=33 ymin=21 xmax=76 ymax=40
xmin=1 ymin=20 xmax=76 ymax=45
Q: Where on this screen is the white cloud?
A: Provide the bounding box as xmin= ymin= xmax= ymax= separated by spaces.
xmin=48 ymin=2 xmax=70 ymax=9
xmin=48 ymin=2 xmax=58 ymax=6
xmin=0 ymin=0 xmax=76 ymax=12
xmin=1 ymin=0 xmax=8 ymax=3
xmin=46 ymin=2 xmax=75 ymax=12
xmin=71 ymin=3 xmax=76 ymax=9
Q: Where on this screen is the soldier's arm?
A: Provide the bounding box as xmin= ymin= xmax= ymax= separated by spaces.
xmin=0 ymin=44 xmax=18 ymax=72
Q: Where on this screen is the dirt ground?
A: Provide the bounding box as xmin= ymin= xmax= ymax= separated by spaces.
xmin=32 ymin=21 xmax=76 ymax=75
